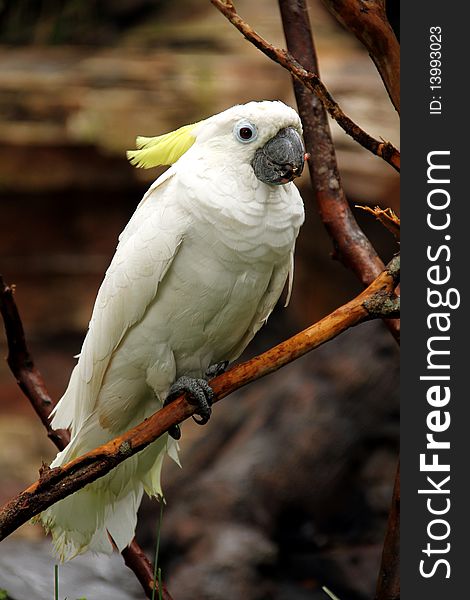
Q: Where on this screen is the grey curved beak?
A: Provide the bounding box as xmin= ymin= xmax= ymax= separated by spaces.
xmin=252 ymin=127 xmax=305 ymax=185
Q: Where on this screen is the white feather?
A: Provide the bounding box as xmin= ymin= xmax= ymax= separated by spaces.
xmin=42 ymin=100 xmax=305 ymax=559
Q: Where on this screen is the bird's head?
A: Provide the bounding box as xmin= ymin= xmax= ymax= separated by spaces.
xmin=127 ymin=101 xmax=305 ymax=186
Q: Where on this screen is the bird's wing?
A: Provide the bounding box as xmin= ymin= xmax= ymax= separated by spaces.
xmin=117 ymin=166 xmax=176 ymax=246
xmin=51 ymin=170 xmax=186 ymax=432
xmin=227 ymin=251 xmax=293 ymax=362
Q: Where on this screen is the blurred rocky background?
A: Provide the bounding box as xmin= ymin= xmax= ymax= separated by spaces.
xmin=0 ymin=0 xmax=399 ymax=598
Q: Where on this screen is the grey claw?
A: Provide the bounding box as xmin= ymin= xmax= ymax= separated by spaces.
xmin=168 ymin=424 xmax=181 ymax=440
xmin=205 ymin=360 xmax=229 ymax=379
xmin=165 ymin=376 xmax=215 ymax=427
xmin=192 ymin=410 xmax=210 ymax=425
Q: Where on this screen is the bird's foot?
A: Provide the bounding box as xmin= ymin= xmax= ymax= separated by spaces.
xmin=205 ymin=360 xmax=228 ymax=379
xmin=164 ymin=376 xmax=215 ymax=440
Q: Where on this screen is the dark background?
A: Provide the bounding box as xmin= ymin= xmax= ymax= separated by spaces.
xmin=0 ymin=1 xmax=400 ymax=598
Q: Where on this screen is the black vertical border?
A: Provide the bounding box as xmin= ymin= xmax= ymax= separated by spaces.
xmin=401 ymin=4 xmax=468 ymax=598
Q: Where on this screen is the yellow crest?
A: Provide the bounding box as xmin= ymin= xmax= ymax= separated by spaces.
xmin=126 ymin=121 xmax=201 ymax=169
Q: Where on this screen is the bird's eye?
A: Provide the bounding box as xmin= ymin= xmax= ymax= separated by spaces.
xmin=234 ymin=121 xmax=258 ymax=143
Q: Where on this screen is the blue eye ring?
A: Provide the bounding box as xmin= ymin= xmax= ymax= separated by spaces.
xmin=234 ymin=120 xmax=258 ymax=143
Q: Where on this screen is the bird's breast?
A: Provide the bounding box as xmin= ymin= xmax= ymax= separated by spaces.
xmin=119 ymin=220 xmax=286 ymax=384
xmin=103 ymin=173 xmax=304 ymax=397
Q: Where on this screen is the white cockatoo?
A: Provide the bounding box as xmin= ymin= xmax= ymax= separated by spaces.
xmin=41 ymin=100 xmax=305 ymax=559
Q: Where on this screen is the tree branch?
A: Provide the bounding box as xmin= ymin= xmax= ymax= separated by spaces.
xmin=0 ymin=276 xmax=172 ymax=600
xmin=210 ymin=0 xmax=400 ymax=171
xmin=0 ymin=278 xmax=69 ymax=450
xmin=322 ymin=0 xmax=400 ymax=113
xmin=278 ymin=0 xmax=384 ymax=284
xmin=277 ymin=3 xmax=400 ymax=595
xmin=122 ymin=539 xmax=173 ymax=600
xmin=356 ymin=206 xmax=400 ymax=241
xmin=0 ymin=255 xmax=399 ymax=541
xmin=277 ymin=0 xmax=399 ymax=343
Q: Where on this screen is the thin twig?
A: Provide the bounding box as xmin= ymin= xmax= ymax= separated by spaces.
xmin=0 ymin=276 xmax=172 ymax=600
xmin=322 ymin=0 xmax=400 ymax=113
xmin=210 ymin=0 xmax=400 ymax=171
xmin=0 ymin=255 xmax=400 ymax=540
xmin=356 ymin=205 xmax=400 ymax=240
xmin=0 ymin=277 xmax=69 ymax=450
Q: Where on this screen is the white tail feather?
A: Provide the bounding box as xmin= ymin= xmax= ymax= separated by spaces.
xmin=42 ymin=408 xmax=173 ymax=560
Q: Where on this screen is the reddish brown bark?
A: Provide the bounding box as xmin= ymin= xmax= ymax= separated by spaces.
xmin=322 ymin=0 xmax=400 ymax=113
xmin=277 ymin=0 xmax=400 ymax=340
